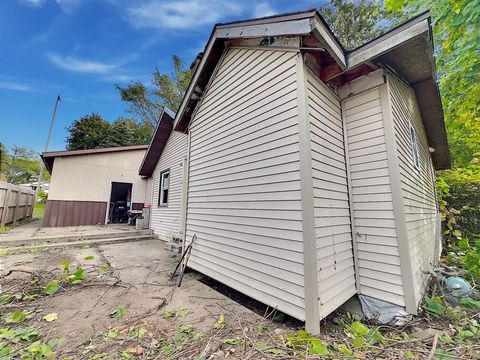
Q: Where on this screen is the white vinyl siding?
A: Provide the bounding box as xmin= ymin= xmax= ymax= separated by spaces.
xmin=306 ymin=70 xmax=356 ymax=318
xmin=145 ymin=177 xmax=153 ymax=207
xmin=185 ymin=48 xmax=306 ymax=320
xmin=343 ymin=87 xmax=405 ymax=306
xmin=388 ymin=73 xmax=437 ymax=306
xmin=150 ymin=131 xmax=188 ymax=241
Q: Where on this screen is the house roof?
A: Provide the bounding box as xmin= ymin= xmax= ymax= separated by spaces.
xmin=171 ymin=9 xmax=450 ymax=170
xmin=41 ymin=144 xmax=148 ymax=173
xmin=138 ymin=107 xmax=175 ymax=177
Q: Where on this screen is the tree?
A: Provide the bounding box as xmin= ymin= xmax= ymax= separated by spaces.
xmin=116 ymin=55 xmax=191 ymax=128
xmin=385 ymin=0 xmax=480 ymax=167
xmin=65 ymin=114 xmax=153 ymax=150
xmin=1 ymin=146 xmax=42 ymax=184
xmin=66 ymin=114 xmax=110 ymax=150
xmin=319 ymin=0 xmax=402 ymax=50
xmin=0 ymin=142 xmax=8 ymax=181
xmin=107 ymin=118 xmax=153 ymax=147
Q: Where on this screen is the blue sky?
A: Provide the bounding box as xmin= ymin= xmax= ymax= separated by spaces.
xmin=1 ymin=0 xmax=322 ymax=153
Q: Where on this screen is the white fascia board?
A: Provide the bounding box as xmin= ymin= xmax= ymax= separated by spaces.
xmin=164 ymin=106 xmax=176 ymax=119
xmin=215 ymin=18 xmax=312 ymax=39
xmin=348 ymin=19 xmax=429 ymax=68
xmin=173 ymin=18 xmax=313 ymax=132
xmin=310 ymin=16 xmax=347 ymax=69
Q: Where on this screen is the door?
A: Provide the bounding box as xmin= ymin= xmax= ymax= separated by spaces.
xmin=107 ymin=182 xmax=133 ymax=223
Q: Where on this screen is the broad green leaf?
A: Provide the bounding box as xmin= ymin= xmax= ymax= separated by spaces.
xmin=459 ymin=297 xmax=480 ymax=310
xmin=47 ymin=338 xmax=63 ymax=348
xmin=177 ymin=324 xmax=193 ymax=334
xmin=99 ymin=262 xmax=110 ymax=272
xmin=43 ymin=280 xmax=61 ymax=295
xmin=425 ymin=298 xmax=445 ymax=317
xmin=84 ymin=256 xmax=94 ymax=261
xmin=405 ymin=350 xmax=415 ymax=358
xmin=4 ymin=310 xmax=27 ymax=324
xmin=109 ymin=307 xmax=127 ymax=318
xmin=352 ymin=337 xmax=365 ymax=349
xmin=308 ymin=339 xmax=329 ymax=355
xmin=105 ymin=330 xmax=118 ymax=340
xmin=0 ymin=344 xmax=11 ymax=357
xmin=162 ymin=311 xmax=174 ymax=319
xmin=213 ymin=314 xmax=226 ymax=329
xmin=175 ymin=309 xmax=189 ymax=317
xmin=222 ymin=337 xmax=245 ymax=345
xmin=349 ymin=321 xmax=369 ymax=337
xmin=0 ymin=294 xmax=12 ymax=304
xmin=0 ymin=328 xmax=15 ymax=340
xmin=336 ymin=343 xmax=353 ymax=356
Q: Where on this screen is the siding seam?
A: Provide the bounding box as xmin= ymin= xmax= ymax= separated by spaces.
xmin=296 ymin=53 xmax=320 ymax=334
xmin=379 ymin=81 xmax=417 ymax=313
xmin=341 ymin=101 xmax=360 ymax=293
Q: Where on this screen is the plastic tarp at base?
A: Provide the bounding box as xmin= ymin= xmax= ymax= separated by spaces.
xmin=359 ymin=295 xmax=412 ymax=325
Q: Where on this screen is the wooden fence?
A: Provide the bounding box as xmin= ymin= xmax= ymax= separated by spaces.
xmin=0 ymin=182 xmax=35 ymax=226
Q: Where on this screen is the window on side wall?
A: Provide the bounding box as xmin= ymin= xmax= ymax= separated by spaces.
xmin=159 ymin=170 xmax=170 ymax=206
xmin=409 ymin=122 xmax=420 ymax=170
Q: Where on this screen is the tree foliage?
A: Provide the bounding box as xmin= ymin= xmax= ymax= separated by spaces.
xmin=385 ymin=0 xmax=480 ymax=255
xmin=66 ymin=114 xmax=110 ymax=150
xmin=66 ymin=114 xmax=153 ymax=150
xmin=0 ymin=144 xmax=43 ymax=184
xmin=116 ymin=55 xmax=191 ymax=128
xmin=319 ymin=0 xmax=401 ymax=50
xmin=386 ymin=0 xmax=480 ymax=167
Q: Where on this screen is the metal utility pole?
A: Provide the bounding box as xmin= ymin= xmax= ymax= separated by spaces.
xmin=36 ymin=95 xmax=61 ymax=199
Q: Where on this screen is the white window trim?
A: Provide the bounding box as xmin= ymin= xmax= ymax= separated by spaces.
xmin=409 ymin=121 xmax=420 ymax=170
xmin=159 ymin=169 xmax=170 ymax=207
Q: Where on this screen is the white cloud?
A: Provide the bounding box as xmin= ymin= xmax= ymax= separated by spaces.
xmin=48 ymin=53 xmax=119 ymax=74
xmin=20 ymin=0 xmax=81 ymax=12
xmin=125 ymin=0 xmax=243 ymax=30
xmin=55 ymin=0 xmax=81 ymax=12
xmin=253 ymin=2 xmax=276 ymax=18
xmin=0 ymin=81 xmax=32 ymax=91
xmin=63 ymin=96 xmax=82 ymax=102
xmin=21 ymin=0 xmax=46 ymax=6
xmin=101 ymin=73 xmax=137 ymax=82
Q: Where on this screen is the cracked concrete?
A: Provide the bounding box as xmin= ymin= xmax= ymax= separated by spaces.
xmin=0 ymin=239 xmax=257 ymax=353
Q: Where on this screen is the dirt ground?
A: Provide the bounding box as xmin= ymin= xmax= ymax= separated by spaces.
xmin=1 ymin=240 xmax=285 ymax=359
xmin=1 ymin=235 xmax=478 ymax=359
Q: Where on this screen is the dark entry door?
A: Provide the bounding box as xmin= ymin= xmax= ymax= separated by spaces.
xmin=108 ymin=182 xmax=132 ymax=223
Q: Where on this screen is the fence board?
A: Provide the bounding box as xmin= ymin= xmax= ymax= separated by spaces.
xmin=0 ymin=182 xmax=35 ymax=226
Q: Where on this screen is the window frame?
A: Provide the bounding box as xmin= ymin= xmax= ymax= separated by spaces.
xmin=158 ymin=169 xmax=170 ymax=207
xmin=409 ymin=122 xmax=420 ymax=170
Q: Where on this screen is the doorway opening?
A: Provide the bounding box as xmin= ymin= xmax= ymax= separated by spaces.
xmin=108 ymin=182 xmax=132 ymax=223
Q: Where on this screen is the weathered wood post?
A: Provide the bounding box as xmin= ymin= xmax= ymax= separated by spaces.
xmin=0 ymin=184 xmax=11 ymax=227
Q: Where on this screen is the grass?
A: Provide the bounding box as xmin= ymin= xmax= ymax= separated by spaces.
xmin=33 ymin=203 xmax=45 ymax=220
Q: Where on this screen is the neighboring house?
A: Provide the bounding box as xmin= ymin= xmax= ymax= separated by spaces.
xmin=142 ymin=10 xmax=449 ymax=333
xmin=19 ymin=181 xmax=49 ymax=193
xmin=41 ymin=145 xmax=148 ymax=227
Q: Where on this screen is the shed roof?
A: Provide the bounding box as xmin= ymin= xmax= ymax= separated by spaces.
xmin=171 ymin=9 xmax=450 ymax=170
xmin=138 ymin=107 xmax=175 ymax=177
xmin=42 ymin=144 xmax=148 ymax=173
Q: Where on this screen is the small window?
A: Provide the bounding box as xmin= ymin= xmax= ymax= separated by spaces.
xmin=409 ymin=123 xmax=420 ymax=170
xmin=159 ymin=170 xmax=170 ymax=206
